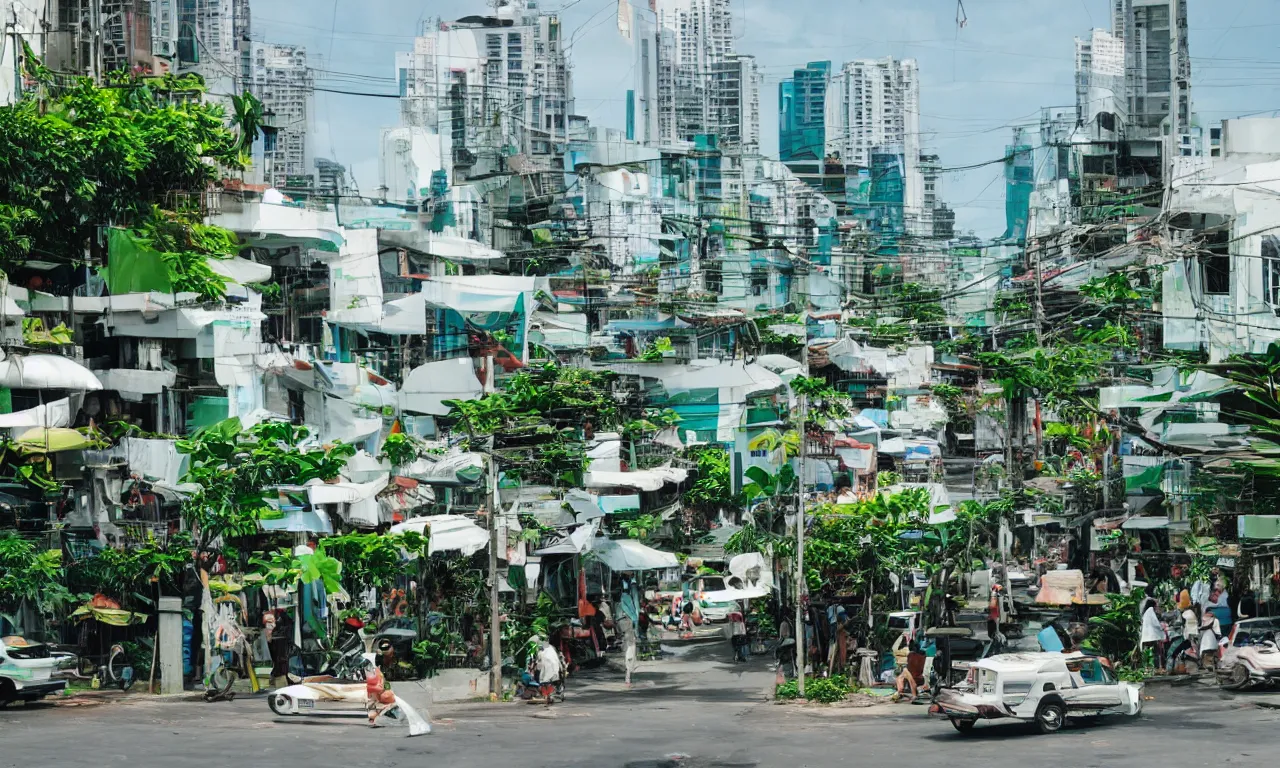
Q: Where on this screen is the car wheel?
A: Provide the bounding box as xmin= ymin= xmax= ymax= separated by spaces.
xmin=268 ymin=693 xmax=291 ymax=716
xmin=1223 ymin=663 xmax=1251 ymax=691
xmin=0 ymin=679 xmax=15 ymax=707
xmin=1037 ymin=701 xmax=1066 ymax=734
xmin=950 ymin=718 xmax=975 ymax=734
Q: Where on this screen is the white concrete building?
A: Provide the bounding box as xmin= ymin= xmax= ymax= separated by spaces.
xmin=246 ymin=42 xmax=313 ymax=187
xmin=1074 ymin=28 xmax=1126 ymax=131
xmin=651 ymin=0 xmax=757 ymax=149
xmin=709 ymin=53 xmax=761 ymax=153
xmin=825 ymin=57 xmax=923 ymax=231
xmin=1113 ymin=0 xmax=1191 ymax=147
xmin=0 ymin=0 xmax=44 ymax=105
xmin=395 ymin=0 xmax=573 ymax=171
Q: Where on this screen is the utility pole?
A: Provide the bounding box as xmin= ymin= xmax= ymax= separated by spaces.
xmin=1167 ymin=0 xmax=1181 ymax=191
xmin=484 ymin=355 xmax=502 ymax=701
xmin=1031 ymin=237 xmax=1045 ymax=468
xmin=795 ymin=390 xmax=807 ymax=698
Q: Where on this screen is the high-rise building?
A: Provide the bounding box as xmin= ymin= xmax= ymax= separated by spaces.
xmin=918 ymin=153 xmax=954 ymax=240
xmin=1112 ymin=0 xmax=1190 ymax=147
xmin=650 ymin=0 xmax=757 ymax=149
xmin=395 ymin=0 xmax=573 ymax=174
xmin=246 ymin=42 xmax=313 ymax=187
xmin=709 ymin=53 xmax=761 ymax=153
xmin=779 ymin=61 xmax=830 ymax=162
xmin=629 ymin=6 xmax=661 ymax=145
xmin=825 ymin=57 xmax=923 ymax=231
xmin=1074 ymin=28 xmax=1126 ymax=132
xmin=44 ymin=0 xmax=156 ymax=77
xmin=824 ymin=57 xmax=920 ymax=170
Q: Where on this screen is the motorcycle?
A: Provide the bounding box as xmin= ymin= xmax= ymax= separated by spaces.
xmin=288 ymin=617 xmax=368 ymax=682
xmin=268 ymin=653 xmax=430 ymax=737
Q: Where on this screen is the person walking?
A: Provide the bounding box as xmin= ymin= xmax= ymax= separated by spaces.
xmin=987 ymin=584 xmax=1004 ymax=648
xmin=1140 ymin=597 xmax=1168 ymax=671
xmin=617 ymin=574 xmax=641 ymax=687
xmin=1167 ymin=592 xmax=1199 ymax=673
xmin=728 ymin=604 xmax=749 ymax=663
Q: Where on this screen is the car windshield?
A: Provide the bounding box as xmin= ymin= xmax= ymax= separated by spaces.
xmin=888 ymin=615 xmax=912 ymax=630
xmin=700 ymin=577 xmax=726 ymax=592
xmin=1235 ymin=620 xmax=1280 ymax=646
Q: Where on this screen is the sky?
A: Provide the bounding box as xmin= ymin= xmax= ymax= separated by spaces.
xmin=251 ymin=0 xmax=1280 ymax=238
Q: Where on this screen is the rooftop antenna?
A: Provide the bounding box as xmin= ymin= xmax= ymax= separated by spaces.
xmin=956 ymin=0 xmax=968 ymax=29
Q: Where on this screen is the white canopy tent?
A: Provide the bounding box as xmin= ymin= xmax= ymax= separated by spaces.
xmin=391 ymin=515 xmax=490 ymax=557
xmin=588 ymin=537 xmax=679 ymax=572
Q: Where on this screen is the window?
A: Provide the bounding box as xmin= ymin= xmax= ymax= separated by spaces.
xmin=704 ymin=263 xmax=723 ymax=294
xmin=1264 ymin=237 xmax=1280 ymax=306
xmin=749 ymin=268 xmax=769 ymax=296
xmin=1200 ymin=255 xmax=1230 ymax=295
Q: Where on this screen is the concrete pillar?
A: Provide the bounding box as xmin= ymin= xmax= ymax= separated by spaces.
xmin=157 ymin=597 xmax=184 ymax=695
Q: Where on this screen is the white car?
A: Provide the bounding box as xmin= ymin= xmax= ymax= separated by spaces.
xmin=930 ymin=652 xmax=1142 ymax=734
xmin=0 ymin=636 xmax=67 ymax=706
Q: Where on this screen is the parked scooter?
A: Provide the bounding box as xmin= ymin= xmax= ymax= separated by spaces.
xmin=268 ymin=653 xmax=430 ymax=737
xmin=288 ymin=617 xmax=368 ymax=682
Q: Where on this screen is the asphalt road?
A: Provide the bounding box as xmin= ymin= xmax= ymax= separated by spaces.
xmin=4 ymin=647 xmax=1278 ymax=768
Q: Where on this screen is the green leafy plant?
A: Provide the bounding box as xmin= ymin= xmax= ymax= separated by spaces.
xmin=177 ymin=417 xmax=356 ymax=558
xmin=248 ymin=547 xmax=343 ymax=595
xmin=639 ymin=336 xmax=674 ymax=362
xmin=683 ymin=446 xmax=740 ymax=513
xmin=0 ymin=533 xmax=72 ymax=629
xmin=0 ymin=68 xmax=243 ymax=272
xmin=618 ymin=513 xmax=662 ymax=540
xmin=412 ymin=621 xmax=464 ymax=679
xmin=248 ymin=281 xmax=282 ymax=300
xmin=775 ymin=675 xmax=850 ymax=703
xmin=1083 ymin=588 xmax=1146 ymax=666
xmin=378 ymin=433 xmax=421 ymax=467
xmin=21 ymin=317 xmax=73 ymax=347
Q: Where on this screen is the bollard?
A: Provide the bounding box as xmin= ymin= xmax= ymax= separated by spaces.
xmin=157 ymin=597 xmax=184 ymax=695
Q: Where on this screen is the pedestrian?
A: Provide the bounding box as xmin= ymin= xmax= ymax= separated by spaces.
xmin=1199 ymin=604 xmax=1223 ymax=671
xmin=535 ymin=637 xmax=563 ymax=706
xmin=680 ymin=596 xmax=695 ymax=637
xmin=987 ymin=584 xmax=1004 ymax=646
xmin=728 ymin=604 xmax=749 ymax=663
xmin=617 ymin=573 xmax=641 ymax=686
xmin=1166 ymin=592 xmax=1198 ymax=673
xmin=1139 ymin=597 xmax=1167 ymax=670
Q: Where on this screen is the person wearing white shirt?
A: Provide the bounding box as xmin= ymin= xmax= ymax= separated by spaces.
xmin=1139 ymin=598 xmax=1168 ymax=670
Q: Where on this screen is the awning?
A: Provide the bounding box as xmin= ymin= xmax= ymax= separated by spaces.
xmin=94 ymin=369 xmax=176 ymax=396
xmin=534 ymin=522 xmax=598 ymax=556
xmin=208 ymin=256 xmax=273 ymax=285
xmin=399 ymin=452 xmax=486 ymax=486
xmin=399 ymin=358 xmax=483 ymax=416
xmin=588 ymin=537 xmax=679 ymax=572
xmin=584 ymin=467 xmax=687 ymax=491
xmin=0 ymin=398 xmax=70 ymax=429
xmin=307 ymin=474 xmax=389 ymax=505
xmin=703 ymin=586 xmax=770 ymax=603
xmin=259 ymin=508 xmax=334 ymax=534
xmin=1121 ymin=515 xmax=1170 ymax=530
xmin=391 ymin=514 xmax=489 ymax=557
xmin=0 ymin=353 xmax=103 ymax=390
